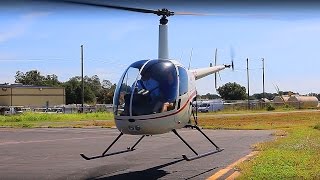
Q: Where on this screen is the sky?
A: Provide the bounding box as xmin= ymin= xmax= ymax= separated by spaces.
xmin=1 ymin=0 xmax=320 ymax=96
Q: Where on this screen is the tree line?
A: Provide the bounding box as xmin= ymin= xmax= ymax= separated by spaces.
xmin=15 ymin=70 xmax=116 ymax=104
xmin=200 ymin=82 xmax=320 ymax=101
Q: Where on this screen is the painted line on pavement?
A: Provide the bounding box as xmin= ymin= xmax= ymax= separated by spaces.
xmin=207 ymin=151 xmax=258 ymax=180
xmin=226 ymin=171 xmax=241 ymax=180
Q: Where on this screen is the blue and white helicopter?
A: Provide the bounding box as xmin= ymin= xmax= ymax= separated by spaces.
xmin=64 ymin=1 xmax=234 ymax=161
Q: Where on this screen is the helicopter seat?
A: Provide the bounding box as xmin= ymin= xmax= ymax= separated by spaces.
xmin=131 ymin=92 xmax=155 ymax=116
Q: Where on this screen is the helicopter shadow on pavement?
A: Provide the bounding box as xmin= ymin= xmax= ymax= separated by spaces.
xmin=91 ymin=158 xmax=218 ymax=180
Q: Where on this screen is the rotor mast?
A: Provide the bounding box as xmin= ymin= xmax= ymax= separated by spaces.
xmin=158 ymin=17 xmax=169 ymax=59
xmin=156 ymin=9 xmax=173 ymax=60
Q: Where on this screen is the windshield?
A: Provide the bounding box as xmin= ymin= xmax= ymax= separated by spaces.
xmin=113 ymin=60 xmax=178 ymax=116
xmin=200 ymin=103 xmax=209 ymax=107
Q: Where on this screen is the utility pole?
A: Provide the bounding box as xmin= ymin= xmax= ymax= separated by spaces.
xmin=262 ymin=58 xmax=265 ymax=99
xmin=246 ymin=58 xmax=250 ymax=109
xmin=81 ymin=45 xmax=84 ymax=113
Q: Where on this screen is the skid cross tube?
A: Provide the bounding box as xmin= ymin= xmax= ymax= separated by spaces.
xmin=80 ymin=132 xmax=145 ymax=160
xmin=186 ymin=125 xmax=220 ymax=149
xmin=172 ymin=126 xmax=224 ymax=161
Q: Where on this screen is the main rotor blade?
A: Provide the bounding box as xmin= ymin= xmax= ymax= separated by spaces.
xmin=57 ymin=1 xmax=270 ymax=18
xmin=175 ymin=12 xmax=211 ymax=16
xmin=62 ymin=0 xmax=157 ymax=14
xmin=176 ymin=12 xmax=271 ymax=18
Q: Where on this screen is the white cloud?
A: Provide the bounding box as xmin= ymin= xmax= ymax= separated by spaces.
xmin=0 ymin=11 xmax=50 ymax=43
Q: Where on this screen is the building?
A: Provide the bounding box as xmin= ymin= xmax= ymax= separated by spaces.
xmin=287 ymin=95 xmax=318 ymax=109
xmin=0 ymin=84 xmax=65 ymax=107
xmin=273 ymin=95 xmax=290 ymax=105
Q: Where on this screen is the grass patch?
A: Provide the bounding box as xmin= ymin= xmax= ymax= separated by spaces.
xmin=200 ymin=107 xmax=315 ymax=116
xmin=237 ymin=127 xmax=320 ymax=179
xmin=198 ymin=111 xmax=320 ymax=179
xmin=199 ymin=111 xmax=320 ymax=130
xmin=0 ymin=112 xmax=114 ymax=128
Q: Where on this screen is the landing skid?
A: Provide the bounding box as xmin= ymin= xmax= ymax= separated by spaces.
xmin=80 ymin=132 xmax=145 ymax=160
xmin=173 ymin=125 xmax=224 ymax=161
xmin=80 ymin=126 xmax=223 ymax=161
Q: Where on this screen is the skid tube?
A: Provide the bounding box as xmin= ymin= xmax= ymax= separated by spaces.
xmin=172 ymin=125 xmax=224 ymax=161
xmin=80 ymin=132 xmax=145 ymax=160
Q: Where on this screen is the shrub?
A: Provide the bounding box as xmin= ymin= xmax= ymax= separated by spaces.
xmin=266 ymin=104 xmax=275 ymax=111
xmin=282 ymin=104 xmax=294 ymax=110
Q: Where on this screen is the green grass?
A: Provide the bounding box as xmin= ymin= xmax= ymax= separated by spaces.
xmin=237 ymin=127 xmax=320 ymax=179
xmin=201 ymin=106 xmax=316 ymax=115
xmin=198 ymin=111 xmax=320 ymax=179
xmin=0 ymin=112 xmax=114 ymax=128
xmin=199 ymin=111 xmax=320 ymax=130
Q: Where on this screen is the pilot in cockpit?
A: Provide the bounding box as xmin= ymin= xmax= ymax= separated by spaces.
xmin=157 ymin=70 xmax=176 ymax=112
xmin=130 ymin=70 xmax=162 ymax=115
xmin=136 ymin=70 xmax=160 ymax=102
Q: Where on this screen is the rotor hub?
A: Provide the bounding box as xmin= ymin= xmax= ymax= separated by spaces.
xmin=160 ymin=16 xmax=169 ymax=25
xmin=155 ymin=8 xmax=174 ymax=17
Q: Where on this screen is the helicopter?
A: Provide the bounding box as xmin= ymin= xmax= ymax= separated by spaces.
xmin=62 ymin=0 xmax=234 ymax=161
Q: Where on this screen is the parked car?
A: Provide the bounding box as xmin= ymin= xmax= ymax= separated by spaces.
xmin=0 ymin=106 xmax=23 ymax=115
xmin=33 ymin=107 xmax=63 ymax=113
xmin=197 ymin=100 xmax=224 ymax=113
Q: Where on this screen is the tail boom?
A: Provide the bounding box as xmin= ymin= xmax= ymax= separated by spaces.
xmin=191 ymin=65 xmax=226 ymax=80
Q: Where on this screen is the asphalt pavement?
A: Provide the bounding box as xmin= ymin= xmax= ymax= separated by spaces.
xmin=0 ymin=128 xmax=273 ymax=179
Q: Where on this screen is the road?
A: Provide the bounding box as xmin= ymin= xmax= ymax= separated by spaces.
xmin=0 ymin=128 xmax=273 ymax=179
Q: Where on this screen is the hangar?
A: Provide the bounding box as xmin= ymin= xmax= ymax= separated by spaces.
xmin=287 ymin=95 xmax=318 ymax=109
xmin=0 ymin=84 xmax=65 ymax=107
xmin=273 ymin=95 xmax=290 ymax=105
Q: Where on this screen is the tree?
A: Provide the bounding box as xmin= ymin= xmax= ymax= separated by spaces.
xmin=43 ymin=74 xmax=61 ymax=87
xmin=308 ymin=93 xmax=320 ymax=101
xmin=63 ymin=76 xmax=95 ymax=104
xmin=251 ymin=93 xmax=277 ymax=100
xmin=102 ymin=79 xmax=112 ymax=89
xmin=97 ymin=81 xmax=116 ymax=104
xmin=85 ymin=75 xmax=101 ymax=97
xmin=15 ymin=70 xmax=61 ymax=86
xmin=199 ymin=93 xmax=220 ymax=99
xmin=15 ymin=70 xmax=44 ymax=85
xmin=217 ymin=82 xmax=246 ymax=100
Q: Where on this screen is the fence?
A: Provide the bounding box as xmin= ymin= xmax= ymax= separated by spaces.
xmin=0 ymin=104 xmax=114 ymax=115
xmin=222 ymin=100 xmax=319 ymax=111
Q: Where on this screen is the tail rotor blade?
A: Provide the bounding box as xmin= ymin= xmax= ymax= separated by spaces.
xmin=214 ymin=48 xmax=217 ymax=66
xmin=230 ymin=46 xmax=235 ymax=71
xmin=215 ymin=73 xmax=217 ymax=89
xmin=231 ymin=60 xmax=234 ymax=71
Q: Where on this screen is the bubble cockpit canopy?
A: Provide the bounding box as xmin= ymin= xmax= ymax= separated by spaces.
xmin=113 ymin=59 xmax=178 ymax=116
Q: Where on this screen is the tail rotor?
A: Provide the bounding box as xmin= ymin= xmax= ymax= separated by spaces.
xmin=230 ymin=46 xmax=235 ymax=71
xmin=213 ymin=48 xmax=222 ymax=89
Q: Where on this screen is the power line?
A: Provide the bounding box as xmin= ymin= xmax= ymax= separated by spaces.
xmin=0 ymin=58 xmax=75 ymax=62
